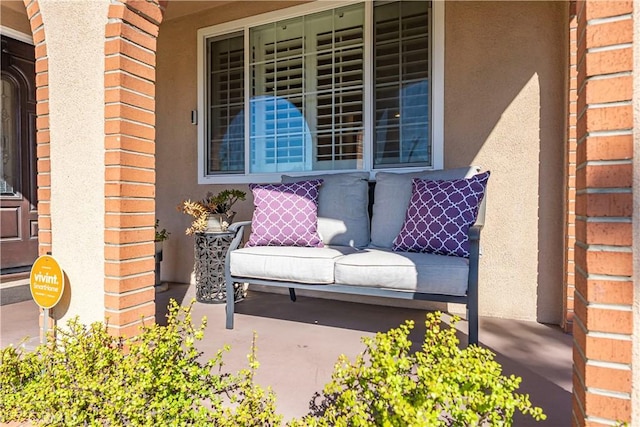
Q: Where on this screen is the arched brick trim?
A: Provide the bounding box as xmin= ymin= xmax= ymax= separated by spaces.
xmin=103 ymin=0 xmax=165 ymax=337
xmin=22 ymin=0 xmax=54 ymax=338
xmin=572 ymin=0 xmax=634 ymax=425
xmin=22 ymin=0 xmax=50 ymax=258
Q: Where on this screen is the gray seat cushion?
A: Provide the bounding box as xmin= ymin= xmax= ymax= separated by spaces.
xmin=230 ymin=245 xmax=358 ymax=284
xmin=334 ymin=248 xmax=469 ymax=296
xmin=370 ymin=166 xmax=480 ymax=248
xmin=282 ymin=172 xmax=370 ymax=248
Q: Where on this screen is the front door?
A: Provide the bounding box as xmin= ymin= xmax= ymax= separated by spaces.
xmin=0 ymin=35 xmax=38 ymax=274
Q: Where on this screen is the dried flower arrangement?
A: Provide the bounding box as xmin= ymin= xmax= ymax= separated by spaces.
xmin=177 ymin=189 xmax=246 ymax=235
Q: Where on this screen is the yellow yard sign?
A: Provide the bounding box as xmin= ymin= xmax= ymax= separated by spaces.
xmin=30 ymin=255 xmax=65 ymax=309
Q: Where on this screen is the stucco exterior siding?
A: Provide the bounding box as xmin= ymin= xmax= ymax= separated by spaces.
xmin=445 ymin=1 xmax=567 ymax=324
xmin=155 ymin=1 xmax=305 ymax=289
xmin=155 ymin=1 xmax=567 ymax=323
xmin=0 ymin=0 xmax=637 ymax=424
xmin=36 ymin=0 xmax=110 ymax=325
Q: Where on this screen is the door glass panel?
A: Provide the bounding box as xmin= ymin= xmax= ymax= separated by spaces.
xmin=1 ymin=77 xmax=19 ymax=196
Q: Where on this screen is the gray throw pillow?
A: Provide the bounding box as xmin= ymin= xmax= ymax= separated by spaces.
xmin=370 ymin=166 xmax=480 ymax=248
xmin=282 ymin=172 xmax=370 ymax=248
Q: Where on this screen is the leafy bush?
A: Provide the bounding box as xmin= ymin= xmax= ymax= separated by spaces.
xmin=290 ymin=312 xmax=546 ymax=427
xmin=154 ymin=218 xmax=170 ymax=242
xmin=0 ymin=299 xmax=281 ymax=426
xmin=1 ymin=305 xmax=544 ymax=426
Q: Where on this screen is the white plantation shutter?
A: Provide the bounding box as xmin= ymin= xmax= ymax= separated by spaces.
xmin=250 ymin=21 xmax=310 ymax=172
xmin=207 ymin=34 xmax=244 ymax=173
xmin=250 ymin=4 xmax=364 ymax=173
xmin=374 ymin=1 xmax=431 ymax=168
xmin=315 ymin=14 xmax=364 ymax=168
xmin=201 ymin=1 xmax=436 ymax=178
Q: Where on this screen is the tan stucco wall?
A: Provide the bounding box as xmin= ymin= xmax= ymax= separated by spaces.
xmin=39 ymin=0 xmax=109 ymax=324
xmin=156 ymin=1 xmax=567 ymax=324
xmin=445 ymin=1 xmax=566 ymax=323
xmin=1 ymin=1 xmax=31 ymax=36
xmin=155 ymin=1 xmax=306 ymax=285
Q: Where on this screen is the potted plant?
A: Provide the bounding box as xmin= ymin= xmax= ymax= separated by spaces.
xmin=178 ymin=189 xmax=246 ymax=235
xmin=154 ymin=219 xmax=170 ymax=287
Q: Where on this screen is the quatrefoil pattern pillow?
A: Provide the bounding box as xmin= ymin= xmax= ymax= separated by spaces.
xmin=392 ymin=172 xmax=490 ymax=258
xmin=247 ymin=179 xmax=324 ymax=247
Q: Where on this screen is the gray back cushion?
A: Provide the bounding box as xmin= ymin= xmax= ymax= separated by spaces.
xmin=282 ymin=172 xmax=370 ymax=248
xmin=370 ymin=166 xmax=481 ymax=248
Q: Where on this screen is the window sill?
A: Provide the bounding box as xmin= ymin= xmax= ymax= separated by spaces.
xmin=197 ymin=166 xmax=438 ymax=185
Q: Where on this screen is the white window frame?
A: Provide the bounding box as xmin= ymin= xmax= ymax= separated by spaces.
xmin=197 ymin=0 xmax=444 ymax=184
xmin=0 ymin=26 xmax=34 ymax=45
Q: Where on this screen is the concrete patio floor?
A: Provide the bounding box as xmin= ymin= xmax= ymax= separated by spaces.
xmin=1 ymin=282 xmax=572 ymax=426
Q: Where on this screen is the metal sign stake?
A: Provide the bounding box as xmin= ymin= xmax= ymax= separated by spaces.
xmin=42 ymin=308 xmax=49 ymax=344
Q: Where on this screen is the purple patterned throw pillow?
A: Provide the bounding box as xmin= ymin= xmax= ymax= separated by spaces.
xmin=392 ymin=172 xmax=490 ymax=258
xmin=246 ymin=179 xmax=324 ymax=247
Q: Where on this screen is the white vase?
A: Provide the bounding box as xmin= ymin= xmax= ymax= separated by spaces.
xmin=206 ymin=211 xmax=236 ymax=232
xmin=206 ymin=214 xmax=226 ymax=232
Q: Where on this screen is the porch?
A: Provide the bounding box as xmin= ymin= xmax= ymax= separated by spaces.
xmin=1 ymin=283 xmax=573 ymax=426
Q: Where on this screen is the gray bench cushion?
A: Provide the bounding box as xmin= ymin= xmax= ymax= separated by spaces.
xmin=370 ymin=166 xmax=480 ymax=248
xmin=334 ymin=248 xmax=469 ymax=296
xmin=230 ymin=245 xmax=358 ymax=284
xmin=282 ymin=172 xmax=370 ymax=248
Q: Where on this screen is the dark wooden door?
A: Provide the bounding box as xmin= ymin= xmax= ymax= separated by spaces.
xmin=0 ymin=36 xmax=38 ymax=274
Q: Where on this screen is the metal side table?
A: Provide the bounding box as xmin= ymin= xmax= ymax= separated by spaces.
xmin=194 ymin=231 xmax=245 ymax=304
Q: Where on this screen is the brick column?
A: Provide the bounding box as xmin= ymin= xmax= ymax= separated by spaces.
xmin=22 ymin=0 xmax=164 ymax=337
xmin=572 ymin=1 xmax=634 ymax=425
xmin=632 ymin=0 xmax=640 ymax=422
xmin=104 ymin=0 xmax=164 ymax=337
xmin=564 ymin=1 xmax=578 ymax=332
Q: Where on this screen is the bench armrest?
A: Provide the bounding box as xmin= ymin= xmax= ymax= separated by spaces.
xmin=468 ymin=224 xmax=483 ymax=241
xmin=228 ymin=220 xmax=251 ymax=234
xmin=228 ymin=220 xmax=251 ymax=244
xmin=225 ymin=221 xmax=251 ymax=330
xmin=227 ymin=220 xmax=251 ymax=251
xmin=466 ymin=224 xmax=482 ymax=345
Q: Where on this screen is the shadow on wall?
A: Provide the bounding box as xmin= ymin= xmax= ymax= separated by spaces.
xmin=444 ymin=1 xmax=566 ymax=324
xmin=155 ymin=1 xmax=567 ymax=324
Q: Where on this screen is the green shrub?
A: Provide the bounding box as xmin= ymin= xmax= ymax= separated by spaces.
xmin=290 ymin=312 xmax=546 ymax=427
xmin=0 ymin=299 xmax=282 ymax=426
xmin=1 ymin=305 xmax=544 ymax=426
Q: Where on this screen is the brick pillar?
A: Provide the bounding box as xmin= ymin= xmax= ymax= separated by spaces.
xmin=564 ymin=1 xmax=578 ymax=333
xmin=632 ymin=1 xmax=640 ymax=422
xmin=23 ymin=0 xmax=52 ymax=341
xmin=104 ymin=0 xmax=164 ymax=337
xmin=22 ymin=0 xmax=165 ymax=337
xmin=572 ymin=1 xmax=635 ymax=425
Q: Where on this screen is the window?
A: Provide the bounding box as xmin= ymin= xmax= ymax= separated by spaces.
xmin=208 ymin=34 xmax=244 ymax=173
xmin=197 ymin=0 xmax=443 ymax=183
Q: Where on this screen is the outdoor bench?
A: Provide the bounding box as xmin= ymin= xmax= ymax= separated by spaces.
xmin=224 ymin=166 xmax=488 ymax=345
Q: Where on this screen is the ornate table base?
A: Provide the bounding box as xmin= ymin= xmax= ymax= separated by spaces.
xmin=194 ymin=232 xmax=245 ymax=304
